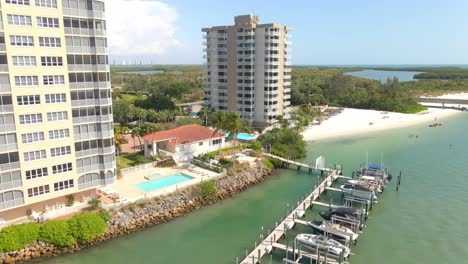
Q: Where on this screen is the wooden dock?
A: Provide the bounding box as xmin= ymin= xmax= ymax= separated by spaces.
xmin=272 ymin=243 xmax=346 ymax=264
xmin=240 ymin=170 xmax=341 ymax=264
xmin=263 ymin=153 xmax=336 ymax=173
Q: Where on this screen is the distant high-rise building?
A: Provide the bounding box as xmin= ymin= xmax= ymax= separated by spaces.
xmin=0 ymin=0 xmax=115 ymax=219
xmin=202 ymin=15 xmax=292 ymax=127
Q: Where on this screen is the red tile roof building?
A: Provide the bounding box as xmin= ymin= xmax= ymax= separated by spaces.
xmin=143 ymin=124 xmax=226 ymax=162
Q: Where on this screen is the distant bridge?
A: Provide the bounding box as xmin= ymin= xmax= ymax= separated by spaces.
xmin=418 ymin=97 xmax=468 ymax=109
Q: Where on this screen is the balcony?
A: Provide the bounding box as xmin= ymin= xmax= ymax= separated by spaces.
xmin=75 ymin=146 xmax=114 ymax=158
xmin=0 ymin=104 xmax=13 ymax=113
xmin=74 ymin=130 xmax=113 ymax=141
xmin=284 ymin=75 xmax=291 ymax=80
xmin=0 ymin=64 xmax=8 ymax=72
xmin=265 ymin=76 xmax=279 ymax=81
xmin=71 ymin=98 xmax=112 ymax=107
xmin=284 ymin=94 xmax=291 ymax=100
xmin=265 ymin=61 xmax=279 ymax=66
xmin=265 ymin=31 xmax=280 ymax=36
xmin=0 ymin=123 xmax=15 ymax=133
xmin=62 ymin=9 xmax=105 ymax=19
xmin=284 ymin=81 xmax=291 ymax=86
xmin=70 ymin=81 xmax=111 ymax=89
xmin=283 ymin=88 xmax=291 ymax=94
xmin=73 ymin=114 xmax=113 ymax=124
xmin=77 ymin=161 xmax=116 ymax=174
xmin=284 ymin=68 xmax=292 ymax=73
xmin=66 ymin=46 xmax=109 ymax=54
xmin=0 ymin=143 xmax=17 ymax=153
xmin=68 ymin=64 xmax=110 ymax=72
xmin=0 ymin=178 xmax=22 ymax=192
xmin=0 ymin=44 xmax=5 ymax=52
xmin=0 ymin=161 xmax=20 ymax=172
xmin=284 ymin=101 xmax=291 ymax=106
xmin=64 ymin=27 xmax=107 ymax=36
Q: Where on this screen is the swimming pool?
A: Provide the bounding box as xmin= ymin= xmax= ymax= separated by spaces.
xmin=136 ymin=173 xmax=194 ymax=192
xmin=225 ymin=132 xmax=256 ymax=141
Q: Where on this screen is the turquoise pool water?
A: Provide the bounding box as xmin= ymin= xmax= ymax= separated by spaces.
xmin=135 ymin=173 xmax=193 ymax=192
xmin=236 ymin=133 xmax=256 ymax=140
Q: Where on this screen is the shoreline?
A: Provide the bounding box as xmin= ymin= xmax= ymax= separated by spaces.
xmin=302 ymin=107 xmax=461 ymax=141
xmin=0 ymin=164 xmax=273 ymax=264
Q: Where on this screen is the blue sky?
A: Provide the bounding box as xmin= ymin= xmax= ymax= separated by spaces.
xmin=109 ymin=0 xmax=468 ymax=65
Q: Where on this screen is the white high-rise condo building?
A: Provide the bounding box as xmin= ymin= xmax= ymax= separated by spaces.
xmin=202 ymin=15 xmax=292 ymax=128
xmin=0 ymin=0 xmax=115 ymax=220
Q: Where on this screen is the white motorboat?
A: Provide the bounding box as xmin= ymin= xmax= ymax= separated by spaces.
xmin=296 ymin=234 xmax=350 ymax=258
xmin=307 ymin=220 xmax=359 ymax=243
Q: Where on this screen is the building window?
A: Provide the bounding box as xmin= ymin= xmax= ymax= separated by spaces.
xmin=47 ymin=111 xmax=68 ymax=122
xmin=25 ymin=167 xmax=48 ymax=180
xmin=14 ymin=76 xmax=39 ymax=86
xmin=199 ymin=142 xmax=203 ymax=146
xmin=21 ymin=132 xmax=44 ymax=143
xmin=45 ymin=93 xmax=66 ymax=103
xmin=5 ymin=0 xmax=29 ymax=5
xmin=37 ymin=17 xmax=59 ymax=28
xmin=54 ymin=179 xmax=74 ymax=191
xmin=50 ymin=146 xmax=71 ymax=157
xmin=23 ymin=150 xmax=46 ymax=162
xmin=49 ymin=129 xmax=70 ymax=140
xmin=35 ymin=0 xmax=57 ymax=8
xmin=41 ymin=56 xmax=63 ymax=66
xmin=17 ymin=95 xmax=40 ymax=105
xmin=43 ymin=75 xmax=65 ymax=85
xmin=7 ymin=14 xmax=32 ymax=26
xmin=19 ymin=114 xmax=42 ymax=124
xmin=12 ymin=56 xmax=36 ymax=67
xmin=39 ymin=37 xmax=61 ymax=47
xmin=212 ymin=139 xmax=222 ymax=145
xmin=27 ymin=185 xmax=49 ymax=197
xmin=52 ymin=163 xmax=72 ymax=174
xmin=10 ymin=35 xmax=34 ymax=46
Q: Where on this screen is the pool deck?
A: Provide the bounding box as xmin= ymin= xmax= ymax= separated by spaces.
xmin=109 ymin=164 xmax=222 ymax=204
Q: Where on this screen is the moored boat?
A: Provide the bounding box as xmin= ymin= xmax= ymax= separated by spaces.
xmin=296 ymin=234 xmax=350 ymax=258
xmin=307 ymin=220 xmax=359 ymax=243
xmin=340 ymin=183 xmax=378 ymax=200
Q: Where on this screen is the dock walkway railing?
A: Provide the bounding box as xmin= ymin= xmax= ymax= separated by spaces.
xmin=237 ymin=169 xmax=341 ymax=264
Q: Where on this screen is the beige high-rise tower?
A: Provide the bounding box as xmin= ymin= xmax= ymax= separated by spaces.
xmin=202 ymin=15 xmax=292 ymax=128
xmin=0 ymin=0 xmax=115 ymax=220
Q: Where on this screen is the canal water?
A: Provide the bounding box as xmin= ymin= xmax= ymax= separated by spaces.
xmin=344 ymin=69 xmax=423 ymax=82
xmin=39 ymin=113 xmax=468 ymax=264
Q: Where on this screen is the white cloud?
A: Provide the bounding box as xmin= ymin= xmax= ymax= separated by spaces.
xmin=106 ymin=0 xmax=180 ymax=57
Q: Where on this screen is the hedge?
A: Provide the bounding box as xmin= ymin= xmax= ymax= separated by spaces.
xmin=39 ymin=220 xmax=76 ymax=247
xmin=0 ymin=223 xmax=39 ymax=252
xmin=68 ymin=213 xmax=107 ymax=243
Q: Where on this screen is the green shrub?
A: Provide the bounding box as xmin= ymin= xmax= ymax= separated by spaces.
xmin=268 ymin=157 xmax=283 ymax=168
xmin=198 ymin=180 xmax=217 ymax=199
xmin=262 ymin=158 xmax=274 ymax=169
xmin=249 ymin=141 xmax=263 ymax=152
xmin=68 ymin=213 xmax=107 ymax=243
xmin=66 ymin=194 xmax=75 ymax=207
xmin=0 ymin=223 xmax=39 ymax=252
xmin=39 ymin=220 xmax=75 ymax=247
xmin=99 ymin=209 xmax=111 ymax=222
xmin=87 ymin=198 xmax=101 ymax=209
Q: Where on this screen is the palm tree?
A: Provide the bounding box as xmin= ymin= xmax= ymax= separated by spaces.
xmin=276 ymin=115 xmax=289 ymax=129
xmin=211 ymin=111 xmax=227 ymax=157
xmin=114 ymin=125 xmax=128 ymax=166
xmin=224 ymin=112 xmax=250 ymax=165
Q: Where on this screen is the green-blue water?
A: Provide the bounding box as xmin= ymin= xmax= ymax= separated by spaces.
xmin=344 ymin=69 xmax=423 ymax=82
xmin=39 ymin=113 xmax=468 ymax=264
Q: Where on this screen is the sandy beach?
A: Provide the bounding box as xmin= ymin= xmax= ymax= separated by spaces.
xmin=302 ymin=93 xmax=468 ymax=141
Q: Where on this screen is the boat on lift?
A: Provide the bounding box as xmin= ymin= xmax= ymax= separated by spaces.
xmin=296 ymin=234 xmax=350 ymax=259
xmin=307 ymin=220 xmax=359 ymax=244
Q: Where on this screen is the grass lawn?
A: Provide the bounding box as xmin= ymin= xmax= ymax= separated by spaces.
xmin=120 ymin=94 xmax=141 ymax=104
xmin=117 ymin=151 xmax=154 ymax=169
